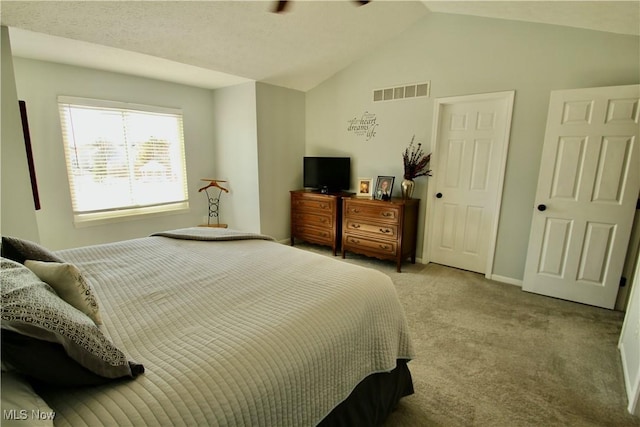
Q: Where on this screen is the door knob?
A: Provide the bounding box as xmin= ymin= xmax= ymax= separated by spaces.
xmin=537 ymin=204 xmax=547 ymax=212
xmin=436 ymin=192 xmax=443 ymax=199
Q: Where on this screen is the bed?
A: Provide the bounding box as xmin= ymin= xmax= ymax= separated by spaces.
xmin=1 ymin=227 xmax=414 ymax=426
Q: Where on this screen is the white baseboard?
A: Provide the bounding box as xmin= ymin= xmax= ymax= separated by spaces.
xmin=490 ymin=274 xmax=523 ymax=287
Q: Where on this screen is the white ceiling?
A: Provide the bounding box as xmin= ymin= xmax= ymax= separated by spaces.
xmin=2 ymin=1 xmax=638 ymax=92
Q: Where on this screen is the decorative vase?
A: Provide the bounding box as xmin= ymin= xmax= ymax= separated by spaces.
xmin=401 ymin=178 xmax=415 ymax=199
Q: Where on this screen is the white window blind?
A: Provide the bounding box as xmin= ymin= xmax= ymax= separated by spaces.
xmin=58 ymin=96 xmax=189 ymax=223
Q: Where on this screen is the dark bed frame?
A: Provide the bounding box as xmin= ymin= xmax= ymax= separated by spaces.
xmin=319 ymin=359 xmax=413 ymax=426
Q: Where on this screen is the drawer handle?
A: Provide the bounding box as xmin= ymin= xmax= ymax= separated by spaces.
xmin=320 ymin=204 xmax=329 ymax=209
xmin=381 ymin=212 xmax=393 ymax=217
xmin=379 ymin=244 xmax=390 ymax=250
xmin=352 ymin=208 xmax=361 ymax=213
xmin=351 ymin=224 xmax=361 ymax=229
xmin=379 ymin=228 xmax=391 ymax=234
xmin=350 ymin=238 xmax=360 ymax=244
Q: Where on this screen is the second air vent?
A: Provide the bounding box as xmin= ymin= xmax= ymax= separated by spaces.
xmin=373 ymin=81 xmax=430 ymax=102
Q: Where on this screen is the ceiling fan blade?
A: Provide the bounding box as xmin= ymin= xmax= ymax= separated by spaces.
xmin=274 ymin=0 xmax=369 ymax=14
xmin=274 ymin=1 xmax=289 ymax=13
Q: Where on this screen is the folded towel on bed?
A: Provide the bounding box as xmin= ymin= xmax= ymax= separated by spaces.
xmin=151 ymin=227 xmax=275 ymax=241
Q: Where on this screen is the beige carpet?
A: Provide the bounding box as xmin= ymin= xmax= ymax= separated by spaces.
xmin=294 ymin=242 xmax=639 ymax=427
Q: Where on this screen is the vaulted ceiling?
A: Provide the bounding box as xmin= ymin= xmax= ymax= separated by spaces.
xmin=2 ymin=1 xmax=638 ymax=91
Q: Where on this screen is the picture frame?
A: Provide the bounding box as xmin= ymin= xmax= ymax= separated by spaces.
xmin=374 ymin=176 xmax=394 ymax=201
xmin=356 ymin=178 xmax=373 ymax=198
xmin=19 ymin=100 xmax=40 ymax=210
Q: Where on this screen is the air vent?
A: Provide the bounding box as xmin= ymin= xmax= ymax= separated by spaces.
xmin=373 ymin=81 xmax=430 ymax=102
xmin=416 ymin=83 xmax=430 ymax=97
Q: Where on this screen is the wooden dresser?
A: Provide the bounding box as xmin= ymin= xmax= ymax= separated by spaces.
xmin=342 ymin=197 xmax=419 ymax=272
xmin=290 ymin=190 xmax=352 ymax=255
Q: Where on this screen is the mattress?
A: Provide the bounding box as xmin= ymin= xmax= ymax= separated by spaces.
xmin=33 ymin=228 xmax=414 ymax=426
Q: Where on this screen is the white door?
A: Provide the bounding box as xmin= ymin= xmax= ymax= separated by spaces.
xmin=428 ymin=92 xmax=514 ymax=274
xmin=523 ymin=85 xmax=640 ymax=309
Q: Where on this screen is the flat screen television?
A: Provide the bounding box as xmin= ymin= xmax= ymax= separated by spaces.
xmin=303 ymin=157 xmax=350 ymax=193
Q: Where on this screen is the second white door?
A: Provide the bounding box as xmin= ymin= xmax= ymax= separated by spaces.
xmin=428 ymin=92 xmax=514 ymax=274
xmin=522 ymin=84 xmax=640 ymax=309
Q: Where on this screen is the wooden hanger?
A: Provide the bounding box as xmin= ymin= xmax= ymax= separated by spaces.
xmin=198 ymin=179 xmax=229 ymax=193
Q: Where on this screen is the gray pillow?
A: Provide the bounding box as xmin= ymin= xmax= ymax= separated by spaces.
xmin=1 ymin=330 xmax=120 ymax=386
xmin=1 ymin=236 xmax=63 ymax=264
xmin=1 ymin=258 xmax=143 ymax=382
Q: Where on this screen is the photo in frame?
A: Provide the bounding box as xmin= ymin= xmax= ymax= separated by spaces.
xmin=356 ymin=178 xmax=373 ymax=198
xmin=374 ymin=176 xmax=394 ymax=201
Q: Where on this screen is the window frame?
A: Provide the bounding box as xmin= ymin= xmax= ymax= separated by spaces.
xmin=57 ymin=96 xmax=190 ymax=226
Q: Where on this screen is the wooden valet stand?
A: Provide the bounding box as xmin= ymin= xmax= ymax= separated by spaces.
xmin=198 ymin=179 xmax=229 ymax=228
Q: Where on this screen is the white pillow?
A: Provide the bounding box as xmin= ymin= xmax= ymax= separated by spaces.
xmin=24 ymin=260 xmax=103 ymax=325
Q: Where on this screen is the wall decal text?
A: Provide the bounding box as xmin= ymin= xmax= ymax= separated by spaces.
xmin=347 ymin=111 xmax=378 ymax=141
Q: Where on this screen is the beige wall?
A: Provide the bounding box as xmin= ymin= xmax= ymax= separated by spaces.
xmin=7 ymin=59 xmax=304 ymax=246
xmin=11 ymin=58 xmax=217 ymax=249
xmin=211 ymin=82 xmax=261 ymax=233
xmin=256 ymin=82 xmax=305 ymax=241
xmin=305 ymin=13 xmax=640 ymax=281
xmin=1 ymin=26 xmax=40 ymax=241
xmin=211 ymin=82 xmax=306 ymax=240
xmin=5 ymin=13 xmax=640 ymax=270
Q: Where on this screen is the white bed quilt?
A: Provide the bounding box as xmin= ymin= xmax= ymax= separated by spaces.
xmin=39 ymin=228 xmax=414 ymax=426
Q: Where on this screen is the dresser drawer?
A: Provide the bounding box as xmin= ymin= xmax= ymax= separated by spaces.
xmin=294 ymin=224 xmax=334 ymax=244
xmin=292 ymin=196 xmax=335 ymax=214
xmin=344 ymin=201 xmax=399 ymax=222
xmin=293 ymin=212 xmax=332 ymax=229
xmin=344 ymin=234 xmax=397 ymax=256
xmin=341 ymin=196 xmax=419 ymax=272
xmin=343 ymin=219 xmax=398 ymax=239
xmin=291 ymin=190 xmax=353 ymax=256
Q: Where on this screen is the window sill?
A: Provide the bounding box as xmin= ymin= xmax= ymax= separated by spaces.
xmin=73 ymin=202 xmax=190 ymax=228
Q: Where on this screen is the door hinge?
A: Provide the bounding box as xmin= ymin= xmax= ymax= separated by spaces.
xmin=620 ymin=277 xmax=627 ymax=287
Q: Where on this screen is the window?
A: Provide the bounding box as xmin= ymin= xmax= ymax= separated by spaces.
xmin=58 ymin=96 xmax=189 ymax=224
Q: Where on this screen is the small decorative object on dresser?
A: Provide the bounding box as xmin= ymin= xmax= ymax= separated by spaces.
xmin=402 ymin=135 xmax=432 ymax=199
xmin=342 ymin=196 xmax=419 ymax=272
xmin=356 ymin=178 xmax=373 ymax=198
xmin=374 ymin=176 xmax=394 ymax=201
